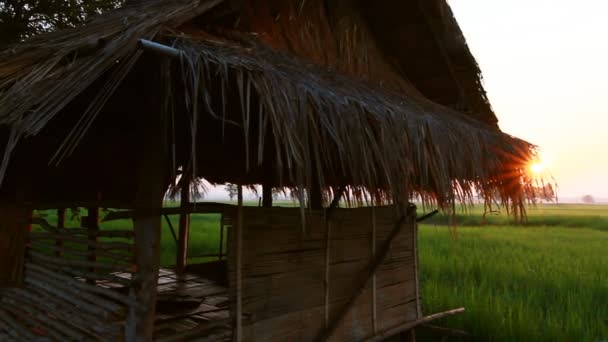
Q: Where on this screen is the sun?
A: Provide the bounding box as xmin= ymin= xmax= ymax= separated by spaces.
xmin=530 ymin=162 xmax=545 ymax=175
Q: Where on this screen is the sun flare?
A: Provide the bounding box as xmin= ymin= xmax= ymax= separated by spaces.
xmin=530 ymin=162 xmax=545 ymax=175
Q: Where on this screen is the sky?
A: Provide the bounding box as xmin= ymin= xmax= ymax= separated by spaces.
xmin=449 ymin=0 xmax=608 ymax=198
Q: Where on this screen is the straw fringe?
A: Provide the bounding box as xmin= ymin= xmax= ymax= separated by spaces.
xmin=0 ymin=0 xmax=537 ymax=213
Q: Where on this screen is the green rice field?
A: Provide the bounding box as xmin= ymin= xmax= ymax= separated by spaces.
xmin=36 ymin=204 xmax=608 ymax=341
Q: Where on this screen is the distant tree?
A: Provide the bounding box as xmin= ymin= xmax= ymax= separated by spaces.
xmin=0 ymin=0 xmax=124 ymax=47
xmin=581 ymin=195 xmax=595 ymax=204
xmin=225 ymin=183 xmax=238 ymax=200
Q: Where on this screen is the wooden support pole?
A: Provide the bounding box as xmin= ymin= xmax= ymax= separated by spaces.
xmin=315 ymin=211 xmax=411 ymax=342
xmin=86 ymin=207 xmax=100 ymax=285
xmin=323 ymin=213 xmax=331 ymax=328
xmin=235 ymin=185 xmax=244 ymax=342
xmin=309 ymin=182 xmax=323 ymax=210
xmin=176 ymin=182 xmax=191 ymax=274
xmin=125 ymin=96 xmax=167 ymax=342
xmin=0 ymin=204 xmax=31 ymax=287
xmin=55 ymin=208 xmax=66 ymax=257
xmin=371 ymin=206 xmax=378 ymax=334
xmin=262 ymin=183 xmax=273 ymax=208
xmin=219 ymin=214 xmax=225 ymax=261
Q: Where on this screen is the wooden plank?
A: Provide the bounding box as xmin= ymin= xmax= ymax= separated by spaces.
xmin=362 ymin=308 xmax=466 ymax=342
xmin=314 ymin=211 xmax=409 ymax=342
xmin=227 ymin=206 xmax=419 ymax=342
xmin=103 ymin=202 xmax=236 ymax=222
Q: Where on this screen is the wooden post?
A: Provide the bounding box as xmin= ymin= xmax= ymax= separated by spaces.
xmin=235 ymin=185 xmax=243 ymax=342
xmin=85 ymin=207 xmax=99 ymax=285
xmin=262 ymin=183 xmax=273 ymax=208
xmin=0 ymin=204 xmax=31 ymax=287
xmin=55 ymin=208 xmax=66 ymax=257
xmin=309 ymin=182 xmax=323 ymax=210
xmin=176 ymin=183 xmax=190 ymax=274
xmin=323 ymin=213 xmax=331 ymax=328
xmin=125 ymin=95 xmax=167 ymax=341
xmin=371 ymin=206 xmax=377 ymax=334
xmin=219 ymin=213 xmax=225 ymax=261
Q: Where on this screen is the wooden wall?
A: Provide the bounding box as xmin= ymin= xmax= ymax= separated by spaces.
xmin=0 ymin=218 xmax=136 ymax=340
xmin=228 ymin=206 xmax=419 ymax=341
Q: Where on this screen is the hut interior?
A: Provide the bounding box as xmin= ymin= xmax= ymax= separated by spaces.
xmin=0 ymin=0 xmax=536 ymax=340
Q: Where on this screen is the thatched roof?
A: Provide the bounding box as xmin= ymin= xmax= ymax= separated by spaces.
xmin=0 ymin=0 xmax=536 ymax=211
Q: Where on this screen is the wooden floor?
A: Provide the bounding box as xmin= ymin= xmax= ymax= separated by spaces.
xmin=100 ymin=268 xmax=232 ymax=342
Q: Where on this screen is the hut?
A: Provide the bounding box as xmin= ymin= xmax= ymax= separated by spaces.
xmin=0 ymin=0 xmax=536 ymax=340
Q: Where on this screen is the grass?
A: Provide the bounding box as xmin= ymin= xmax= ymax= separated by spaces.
xmin=418 ymin=225 xmax=607 ymax=341
xmin=33 ymin=203 xmax=608 ymax=341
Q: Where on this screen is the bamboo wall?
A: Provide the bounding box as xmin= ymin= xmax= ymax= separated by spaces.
xmin=0 ymin=218 xmax=137 ymax=340
xmin=228 ymin=206 xmax=419 ymax=341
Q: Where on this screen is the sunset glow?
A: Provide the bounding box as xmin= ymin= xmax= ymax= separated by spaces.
xmin=530 ymin=162 xmax=545 ymax=175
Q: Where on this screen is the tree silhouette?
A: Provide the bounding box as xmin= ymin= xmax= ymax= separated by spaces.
xmin=0 ymin=0 xmax=124 ymax=47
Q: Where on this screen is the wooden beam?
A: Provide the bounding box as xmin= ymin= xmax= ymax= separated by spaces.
xmin=314 ymin=209 xmax=412 ymax=342
xmin=362 ymin=308 xmax=465 ymax=342
xmin=176 ymin=183 xmax=190 ymax=274
xmin=103 ymin=202 xmax=236 ymax=222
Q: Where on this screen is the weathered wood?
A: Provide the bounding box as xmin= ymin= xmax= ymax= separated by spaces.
xmin=235 ymin=185 xmax=244 ymax=342
xmin=315 ymin=211 xmax=409 ymax=342
xmin=371 ymin=205 xmax=378 ymax=333
xmin=31 ymin=217 xmax=134 ymax=238
xmin=0 ymin=204 xmax=30 ymax=287
xmin=23 ymin=275 xmax=117 ymax=320
xmin=228 ymin=206 xmax=418 ymax=341
xmin=103 ymin=202 xmax=236 ymax=222
xmin=155 ymin=319 xmax=230 ymax=342
xmin=2 ymin=290 xmax=100 ymax=341
xmin=29 ymin=232 xmax=134 ymax=250
xmin=362 ymin=308 xmax=465 ymax=342
xmin=25 ymin=269 xmax=126 ymax=316
xmin=400 ymin=329 xmax=416 ymax=342
xmin=125 ymin=102 xmax=167 ymax=342
xmin=3 ymin=288 xmax=123 ymax=338
xmin=29 ymin=240 xmax=132 ymax=262
xmin=324 ymin=214 xmax=331 ymax=328
xmin=421 ymin=324 xmax=470 ymax=337
xmin=28 ymin=250 xmax=134 ymax=272
xmin=0 ymin=307 xmax=38 ymax=340
xmin=29 ymin=261 xmax=133 ymax=286
xmin=413 ymin=219 xmax=421 ymax=318
xmin=1 ymin=296 xmax=85 ymax=340
xmin=219 ymin=213 xmax=225 ymax=261
xmin=26 ymin=263 xmax=136 ymax=306
xmin=262 ymin=183 xmax=273 ymax=208
xmin=56 ymin=208 xmax=66 ymax=257
xmin=86 ymin=207 xmax=100 ymax=284
xmin=176 ymin=183 xmax=191 ymax=274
